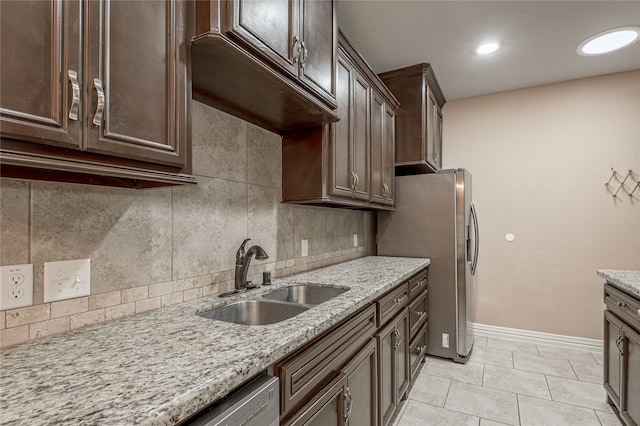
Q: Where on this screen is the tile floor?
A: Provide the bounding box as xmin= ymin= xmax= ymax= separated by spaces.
xmin=393 ymin=336 xmax=622 ymax=426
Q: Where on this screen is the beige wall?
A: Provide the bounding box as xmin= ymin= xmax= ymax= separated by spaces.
xmin=443 ymin=70 xmax=640 ymax=340
xmin=0 ymin=100 xmax=374 ymax=347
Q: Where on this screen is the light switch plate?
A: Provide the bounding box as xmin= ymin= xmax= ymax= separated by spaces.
xmin=0 ymin=264 xmax=34 ymax=310
xmin=353 ymin=234 xmax=358 ymax=247
xmin=44 ymin=259 xmax=91 ymax=303
xmin=301 ymin=239 xmax=309 ymax=257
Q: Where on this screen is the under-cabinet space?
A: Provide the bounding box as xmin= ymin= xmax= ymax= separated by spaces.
xmin=192 ymin=0 xmax=338 ymax=133
xmin=379 ymin=63 xmax=445 ymax=175
xmin=0 ymin=0 xmax=194 ymax=188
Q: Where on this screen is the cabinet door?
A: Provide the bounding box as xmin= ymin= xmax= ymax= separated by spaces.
xmin=382 ymin=105 xmax=395 ymax=205
xmin=604 ymin=310 xmax=623 ymax=408
xmin=352 ymin=72 xmax=370 ymax=201
xmin=84 ymin=0 xmax=188 ymax=167
xmin=377 ymin=319 xmax=396 ymax=426
xmin=376 ymin=309 xmax=409 ymax=426
xmin=622 ymin=324 xmax=640 ymax=426
xmin=331 ymin=54 xmax=354 ymax=198
xmin=433 ymin=102 xmax=442 ymax=168
xmin=343 ymin=340 xmax=378 ymax=426
xmin=299 ymin=0 xmax=335 ymax=105
xmin=227 ymin=0 xmax=298 ymax=76
xmin=0 ymin=0 xmax=81 ymax=149
xmin=425 ymin=86 xmax=437 ymax=169
xmin=284 ymin=374 xmax=346 ymax=426
xmin=396 ymin=309 xmax=410 ymax=399
xmin=369 ymin=91 xmax=385 ymax=204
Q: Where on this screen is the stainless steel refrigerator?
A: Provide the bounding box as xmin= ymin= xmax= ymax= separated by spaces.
xmin=377 ymin=169 xmax=479 ymax=363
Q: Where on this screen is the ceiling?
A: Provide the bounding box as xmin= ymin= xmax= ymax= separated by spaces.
xmin=336 ymin=1 xmax=640 ymax=100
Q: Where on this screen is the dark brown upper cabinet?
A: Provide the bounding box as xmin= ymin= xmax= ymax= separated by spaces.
xmin=192 ymin=0 xmax=338 ymax=134
xmin=281 ymin=31 xmax=398 ymax=210
xmin=379 ymin=63 xmax=445 ymax=175
xmin=0 ymin=0 xmax=194 ymax=188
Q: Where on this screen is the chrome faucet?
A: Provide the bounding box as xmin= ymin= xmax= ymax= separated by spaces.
xmin=235 ymin=238 xmax=269 ymax=291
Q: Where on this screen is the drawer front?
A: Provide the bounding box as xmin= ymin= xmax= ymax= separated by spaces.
xmin=409 ymin=323 xmax=428 ymax=380
xmin=605 ymin=284 xmax=640 ymax=332
xmin=408 ymin=291 xmax=428 ymax=340
xmin=377 ymin=283 xmax=409 ymax=326
xmin=408 ymin=269 xmax=428 ymax=301
xmin=276 ymin=304 xmax=377 ymax=418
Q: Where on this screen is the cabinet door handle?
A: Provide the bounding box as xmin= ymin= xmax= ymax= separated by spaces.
xmin=300 ymin=40 xmax=308 ymax=66
xmin=292 ymin=36 xmax=300 ymax=64
xmin=343 ymin=386 xmax=352 ymax=422
xmin=68 ymin=70 xmax=80 ymax=121
xmin=92 ymin=78 xmax=105 ymax=126
xmin=394 ymin=329 xmax=401 ymax=350
xmin=354 ymin=172 xmax=359 ymax=189
xmin=351 ymin=171 xmax=357 ymax=189
xmin=416 ymin=345 xmax=426 ymax=354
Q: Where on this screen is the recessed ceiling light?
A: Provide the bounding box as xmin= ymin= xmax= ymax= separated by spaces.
xmin=477 ymin=42 xmax=499 ymax=55
xmin=577 ymin=26 xmax=640 ymax=56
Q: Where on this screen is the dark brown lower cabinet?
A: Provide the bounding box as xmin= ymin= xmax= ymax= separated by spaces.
xmin=342 ymin=339 xmax=378 ymax=426
xmin=272 ymin=267 xmax=428 ymax=426
xmin=377 ymin=309 xmax=409 ymax=426
xmin=604 ymin=283 xmax=640 ymax=426
xmin=410 ymin=323 xmax=428 ymax=379
xmin=284 ymin=374 xmax=347 ymax=426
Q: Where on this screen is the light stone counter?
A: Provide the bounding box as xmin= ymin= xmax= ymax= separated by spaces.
xmin=597 ymin=269 xmax=640 ymax=299
xmin=0 ymin=256 xmax=429 ymax=425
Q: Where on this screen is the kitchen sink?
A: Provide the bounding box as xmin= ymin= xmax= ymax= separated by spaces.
xmin=262 ymin=284 xmax=349 ymax=306
xmin=198 ymin=299 xmax=309 ymax=325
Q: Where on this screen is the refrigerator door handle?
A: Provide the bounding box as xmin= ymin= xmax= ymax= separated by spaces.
xmin=470 ymin=203 xmax=479 ymax=275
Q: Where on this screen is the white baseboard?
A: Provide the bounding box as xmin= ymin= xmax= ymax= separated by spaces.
xmin=470 ymin=322 xmax=603 ymax=352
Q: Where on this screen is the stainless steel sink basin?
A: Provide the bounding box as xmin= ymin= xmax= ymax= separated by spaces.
xmin=198 ymin=300 xmax=309 ymax=325
xmin=262 ymin=285 xmax=348 ymax=305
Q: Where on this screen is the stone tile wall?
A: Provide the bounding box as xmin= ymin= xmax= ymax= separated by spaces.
xmin=0 ymin=100 xmax=374 ymax=348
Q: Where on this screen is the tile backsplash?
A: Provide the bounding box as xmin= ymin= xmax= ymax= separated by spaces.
xmin=0 ymin=100 xmax=374 ymax=348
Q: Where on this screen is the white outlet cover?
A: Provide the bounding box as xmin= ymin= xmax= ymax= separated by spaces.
xmin=301 ymin=239 xmax=309 ymax=257
xmin=0 ymin=264 xmax=34 ymax=310
xmin=44 ymin=259 xmax=91 ymax=303
xmin=353 ymin=234 xmax=358 ymax=247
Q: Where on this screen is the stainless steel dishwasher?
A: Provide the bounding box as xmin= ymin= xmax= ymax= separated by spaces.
xmin=182 ymin=373 xmax=279 ymax=426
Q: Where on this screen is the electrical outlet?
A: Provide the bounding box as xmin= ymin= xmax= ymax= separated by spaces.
xmin=44 ymin=259 xmax=91 ymax=303
xmin=353 ymin=233 xmax=358 ymax=247
xmin=442 ymin=333 xmax=450 ymax=348
xmin=0 ymin=264 xmax=34 ymax=310
xmin=301 ymin=239 xmax=309 ymax=257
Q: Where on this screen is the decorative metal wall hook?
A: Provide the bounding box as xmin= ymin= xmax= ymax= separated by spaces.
xmin=606 ymin=168 xmax=639 ymax=198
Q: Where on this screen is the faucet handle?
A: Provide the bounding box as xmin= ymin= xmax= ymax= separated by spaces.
xmin=236 ymin=238 xmax=251 ymax=262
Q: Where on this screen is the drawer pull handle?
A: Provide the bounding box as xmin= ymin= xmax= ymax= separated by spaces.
xmin=416 ymin=345 xmax=426 ymax=353
xmin=92 ymin=78 xmax=105 ymax=126
xmin=393 ymin=297 xmax=402 ymax=305
xmin=416 ymin=311 xmax=426 ymax=318
xmin=68 ymin=70 xmax=80 ymax=121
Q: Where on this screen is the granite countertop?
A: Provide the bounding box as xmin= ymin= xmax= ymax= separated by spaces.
xmin=0 ymin=256 xmax=429 ymax=425
xmin=597 ymin=269 xmax=640 ymax=299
